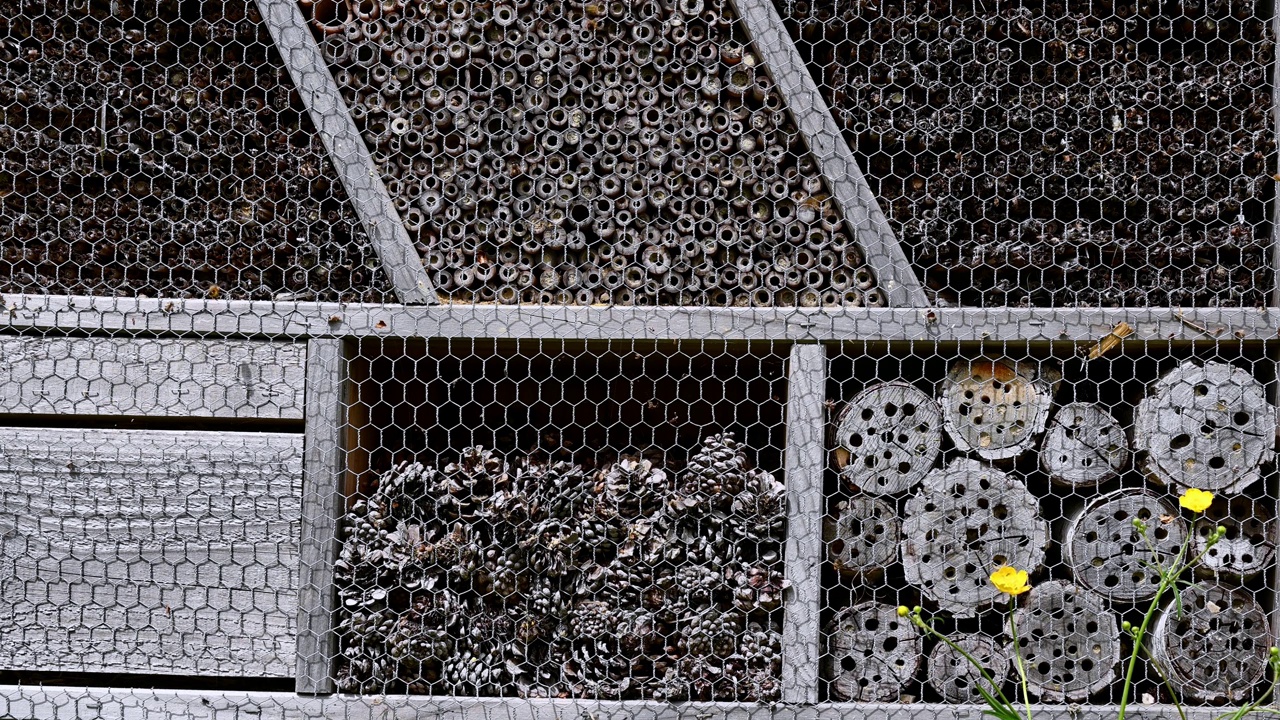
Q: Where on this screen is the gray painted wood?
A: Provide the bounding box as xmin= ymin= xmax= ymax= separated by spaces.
xmin=0 ymin=427 xmax=302 ymax=677
xmin=940 ymin=359 xmax=1061 ymax=461
xmin=821 ymin=601 xmax=922 ymax=702
xmin=6 ymin=294 xmax=1280 ymax=343
xmin=725 ymin=0 xmax=928 ymax=308
xmin=1192 ymin=494 xmax=1276 ymax=581
xmin=295 ymin=339 xmax=348 ymax=694
xmin=1151 ymin=582 xmax=1272 ymax=703
xmin=926 ymin=633 xmax=1011 ymax=705
xmin=253 ymin=0 xmax=435 ymax=305
xmin=1039 ymin=402 xmax=1128 ymax=487
xmin=0 ymin=687 xmax=1265 ymax=720
xmin=781 ymin=344 xmax=826 ymax=704
xmin=1135 ymin=361 xmax=1276 ymax=494
xmin=0 ymin=336 xmax=305 ymax=420
xmin=832 ymin=382 xmax=941 ymax=495
xmin=1012 ymin=580 xmax=1120 ymax=703
xmin=824 ymin=494 xmax=900 ymax=578
xmin=1062 ymin=488 xmax=1187 ymax=604
xmin=903 ymin=459 xmax=1048 ymax=616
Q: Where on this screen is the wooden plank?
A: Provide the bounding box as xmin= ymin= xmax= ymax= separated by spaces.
xmin=5 ymin=294 xmax=1280 ymax=343
xmin=726 ymin=0 xmax=928 ymax=308
xmin=0 ymin=688 xmax=1263 ymax=720
xmin=781 ymin=344 xmax=826 ymax=704
xmin=0 ymin=428 xmax=302 ymax=677
xmin=0 ymin=336 xmax=305 ymax=420
xmin=295 ymin=338 xmax=347 ymax=694
xmin=253 ymin=0 xmax=436 ymax=305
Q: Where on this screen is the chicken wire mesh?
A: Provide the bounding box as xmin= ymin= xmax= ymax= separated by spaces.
xmin=0 ymin=0 xmax=389 ymax=302
xmin=776 ymin=0 xmax=1279 ymax=307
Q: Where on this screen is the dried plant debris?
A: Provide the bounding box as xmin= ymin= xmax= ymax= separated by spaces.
xmin=305 ymin=0 xmax=880 ymax=306
xmin=333 ymin=435 xmax=786 ymax=699
xmin=0 ymin=0 xmax=387 ymax=301
xmin=779 ymin=0 xmax=1276 ymax=306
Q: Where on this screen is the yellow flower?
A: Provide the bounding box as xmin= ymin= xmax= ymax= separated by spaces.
xmin=1179 ymin=488 xmax=1214 ymax=514
xmin=990 ymin=566 xmax=1031 ymax=596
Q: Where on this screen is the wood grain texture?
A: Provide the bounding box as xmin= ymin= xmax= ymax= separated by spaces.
xmin=0 ymin=689 xmax=1264 ymax=720
xmin=5 ymin=294 xmax=1280 ymax=343
xmin=781 ymin=344 xmax=826 ymax=704
xmin=295 ymin=338 xmax=347 ymax=694
xmin=0 ymin=336 xmax=306 ymax=420
xmin=0 ymin=427 xmax=302 ymax=677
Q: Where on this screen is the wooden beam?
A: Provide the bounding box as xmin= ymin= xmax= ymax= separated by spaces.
xmin=0 ymin=336 xmax=305 ymax=420
xmin=726 ymin=0 xmax=928 ymax=308
xmin=5 ymin=294 xmax=1279 ymax=344
xmin=781 ymin=344 xmax=827 ymax=703
xmin=253 ymin=0 xmax=436 ymax=305
xmin=295 ymin=339 xmax=348 ymax=693
xmin=0 ymin=687 xmax=1260 ymax=720
xmin=0 ymin=428 xmax=302 ymax=677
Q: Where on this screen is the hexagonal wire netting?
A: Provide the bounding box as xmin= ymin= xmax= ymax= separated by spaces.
xmin=0 ymin=0 xmax=1277 ymax=717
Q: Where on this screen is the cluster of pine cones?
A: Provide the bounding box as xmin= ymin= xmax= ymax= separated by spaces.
xmin=334 ymin=433 xmax=787 ymax=701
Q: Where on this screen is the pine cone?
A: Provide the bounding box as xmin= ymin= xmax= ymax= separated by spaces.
xmin=598 ymin=456 xmax=670 ymax=518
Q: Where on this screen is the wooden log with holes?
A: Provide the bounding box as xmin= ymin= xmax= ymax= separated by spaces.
xmin=926 ymin=632 xmax=1011 ymax=704
xmin=1134 ymin=361 xmax=1276 ymax=494
xmin=821 ymin=600 xmax=922 ymax=702
xmin=831 ymin=382 xmax=942 ymax=495
xmin=0 ymin=427 xmax=302 ymax=677
xmin=939 ymin=358 xmax=1061 ymax=461
xmin=1192 ymin=495 xmax=1276 ymax=580
xmin=1039 ymin=402 xmax=1129 ymax=488
xmin=1150 ymin=581 xmax=1272 ymax=703
xmin=1012 ymin=580 xmax=1120 ymax=702
xmin=1062 ymin=488 xmax=1187 ymax=603
xmin=901 ymin=458 xmax=1048 ymax=616
xmin=823 ymin=494 xmax=901 ymax=578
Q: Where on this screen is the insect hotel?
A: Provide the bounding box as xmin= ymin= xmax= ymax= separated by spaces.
xmin=0 ymin=0 xmax=1276 ymax=717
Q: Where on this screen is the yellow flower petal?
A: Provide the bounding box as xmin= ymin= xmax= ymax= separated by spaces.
xmin=990 ymin=566 xmax=1031 ymax=596
xmin=1179 ymin=488 xmax=1214 ymax=514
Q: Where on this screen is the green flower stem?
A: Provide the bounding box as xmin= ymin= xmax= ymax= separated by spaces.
xmin=1117 ymin=528 xmax=1194 ymax=720
xmin=909 ymin=614 xmax=1018 ymax=714
xmin=1136 ymin=642 xmax=1187 ymax=720
xmin=1007 ymin=606 xmax=1033 ymax=720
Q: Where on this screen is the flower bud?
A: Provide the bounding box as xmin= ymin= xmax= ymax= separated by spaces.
xmin=1121 ymin=620 xmax=1132 ymax=632
xmin=897 ymin=606 xmax=909 ymax=617
xmin=912 ymin=605 xmax=922 ymax=614
xmin=1132 ymin=518 xmax=1147 ymax=532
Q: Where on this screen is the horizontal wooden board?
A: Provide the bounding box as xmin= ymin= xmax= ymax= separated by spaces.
xmin=0 ymin=336 xmax=306 ymax=420
xmin=0 ymin=428 xmax=302 ymax=677
xmin=0 ymin=689 xmax=1257 ymax=720
xmin=3 ymin=293 xmax=1279 ymax=343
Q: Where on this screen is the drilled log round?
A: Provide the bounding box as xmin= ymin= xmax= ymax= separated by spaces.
xmin=1151 ymin=582 xmax=1272 ymax=703
xmin=902 ymin=459 xmax=1049 ymax=616
xmin=940 ymin=359 xmax=1061 ymax=460
xmin=822 ymin=601 xmax=923 ymax=701
xmin=832 ymin=382 xmax=942 ymax=495
xmin=1063 ymin=488 xmax=1187 ymax=603
xmin=824 ymin=495 xmax=901 ymax=577
xmin=1193 ymin=495 xmax=1276 ymax=581
xmin=1134 ymin=361 xmax=1276 ymax=493
xmin=1039 ymin=402 xmax=1129 ymax=487
xmin=927 ymin=633 xmax=1012 ymax=704
xmin=1012 ymin=580 xmax=1120 ymax=703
